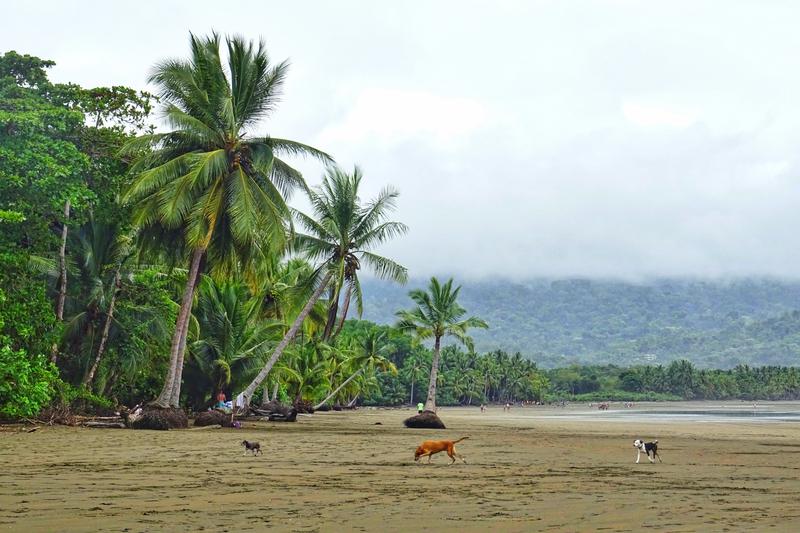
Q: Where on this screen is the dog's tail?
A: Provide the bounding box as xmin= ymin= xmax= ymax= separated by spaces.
xmin=453 ymin=436 xmax=469 ymax=444
xmin=653 ymin=439 xmax=658 ymax=444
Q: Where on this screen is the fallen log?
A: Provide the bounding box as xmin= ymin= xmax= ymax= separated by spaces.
xmin=188 ymin=424 xmax=221 ymax=430
xmin=84 ymin=421 xmax=126 ymax=429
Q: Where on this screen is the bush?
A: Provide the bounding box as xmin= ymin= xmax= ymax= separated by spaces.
xmin=0 ymin=343 xmax=57 ymax=419
xmin=52 ymin=381 xmax=114 ymax=414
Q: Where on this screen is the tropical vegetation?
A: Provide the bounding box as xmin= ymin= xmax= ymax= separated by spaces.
xmin=2 ymin=36 xmax=800 ymax=423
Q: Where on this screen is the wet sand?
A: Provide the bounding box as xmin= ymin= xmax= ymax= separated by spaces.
xmin=2 ymin=403 xmax=800 ymax=532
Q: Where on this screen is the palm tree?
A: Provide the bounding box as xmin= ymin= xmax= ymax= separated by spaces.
xmin=300 ymin=166 xmax=408 ymax=341
xmin=314 ymin=329 xmax=396 ymax=409
xmin=182 ymin=277 xmax=282 ymax=409
xmin=122 ymin=34 xmax=330 ymax=408
xmin=396 ymin=277 xmax=488 ymax=411
xmin=401 ymin=350 xmax=430 ymax=405
xmin=284 ymin=340 xmax=332 ymax=405
xmin=240 ymin=166 xmax=407 ymax=405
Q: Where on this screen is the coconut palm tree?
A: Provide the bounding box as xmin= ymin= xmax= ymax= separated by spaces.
xmin=401 ymin=350 xmax=430 ymax=405
xmin=122 ymin=33 xmax=331 ymax=408
xmin=182 ymin=277 xmax=282 ymax=409
xmin=300 ymin=166 xmax=408 ymax=341
xmin=396 ymin=277 xmax=488 ymax=411
xmin=240 ymin=166 xmax=407 ymax=405
xmin=284 ymin=340 xmax=333 ymax=405
xmin=314 ymin=329 xmax=397 ymax=409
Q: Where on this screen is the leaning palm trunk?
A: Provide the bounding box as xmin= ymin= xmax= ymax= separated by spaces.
xmin=241 ymin=271 xmax=333 ymax=406
xmin=51 ymin=199 xmax=71 ymax=364
xmin=314 ymin=368 xmax=363 ymax=410
xmin=333 ymin=282 xmax=353 ymax=338
xmin=347 ymin=394 xmax=359 ymax=408
xmin=409 ymin=380 xmax=414 ymax=405
xmin=322 ymin=284 xmax=340 ymax=340
xmin=82 ymin=267 xmax=121 ymax=388
xmin=424 ymin=337 xmax=442 ymax=411
xmin=153 ymin=248 xmax=204 ymax=408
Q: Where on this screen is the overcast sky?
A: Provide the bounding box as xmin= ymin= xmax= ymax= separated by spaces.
xmin=4 ymin=1 xmax=800 ymax=280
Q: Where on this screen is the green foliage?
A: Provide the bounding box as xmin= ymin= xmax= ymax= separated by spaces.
xmin=51 ymin=380 xmax=114 ymax=413
xmin=0 ymin=344 xmax=56 ymax=419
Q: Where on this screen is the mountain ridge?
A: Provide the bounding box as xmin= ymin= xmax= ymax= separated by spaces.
xmin=358 ymin=277 xmax=800 ymax=368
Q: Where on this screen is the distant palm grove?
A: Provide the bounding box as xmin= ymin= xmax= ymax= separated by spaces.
xmin=2 ymin=36 xmax=800 ymax=421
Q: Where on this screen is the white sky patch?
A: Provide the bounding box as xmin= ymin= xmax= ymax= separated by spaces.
xmin=317 ymin=88 xmax=489 ymax=147
xmin=622 ymin=102 xmax=697 ymax=128
xmin=6 ymin=0 xmax=800 ymax=279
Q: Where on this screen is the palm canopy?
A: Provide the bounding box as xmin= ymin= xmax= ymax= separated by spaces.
xmin=122 ymin=33 xmax=332 ymax=275
xmin=396 ymin=277 xmax=488 ymax=349
xmin=294 ymin=165 xmax=408 ymax=337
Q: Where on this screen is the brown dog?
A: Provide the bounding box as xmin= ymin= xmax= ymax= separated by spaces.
xmin=414 ymin=437 xmax=469 ymax=464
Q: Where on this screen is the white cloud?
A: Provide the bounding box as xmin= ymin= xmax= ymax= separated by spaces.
xmin=317 ymin=88 xmax=489 ymax=147
xmin=622 ymin=102 xmax=697 ymax=128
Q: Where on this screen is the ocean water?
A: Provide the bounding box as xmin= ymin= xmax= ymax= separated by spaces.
xmin=516 ymin=404 xmax=800 ymax=423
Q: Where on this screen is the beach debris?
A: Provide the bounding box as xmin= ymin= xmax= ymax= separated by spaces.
xmin=194 ymin=409 xmax=234 ymax=427
xmin=129 ymin=407 xmax=188 ymax=430
xmin=404 ymin=410 xmax=446 ymax=429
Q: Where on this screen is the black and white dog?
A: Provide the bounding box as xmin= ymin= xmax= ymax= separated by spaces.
xmin=633 ymin=439 xmax=661 ymax=463
xmin=242 ymin=440 xmax=262 ymax=456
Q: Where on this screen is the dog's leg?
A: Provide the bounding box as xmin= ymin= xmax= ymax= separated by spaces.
xmin=656 ymin=451 xmax=662 ymax=463
xmin=648 ymin=451 xmax=654 ymax=463
xmin=636 ymin=450 xmax=641 ymax=464
xmin=427 ymin=453 xmax=433 ymax=464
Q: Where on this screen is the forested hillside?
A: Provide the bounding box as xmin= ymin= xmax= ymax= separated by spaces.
xmin=360 ymin=278 xmax=800 ymax=368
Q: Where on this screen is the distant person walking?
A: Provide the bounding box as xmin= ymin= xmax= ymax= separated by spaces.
xmin=417 ymin=402 xmax=424 ymax=414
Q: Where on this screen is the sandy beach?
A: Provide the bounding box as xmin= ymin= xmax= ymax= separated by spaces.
xmin=2 ymin=403 xmax=800 ymax=532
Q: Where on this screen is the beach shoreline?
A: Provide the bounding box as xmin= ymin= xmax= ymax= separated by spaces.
xmin=2 ymin=402 xmax=800 ymax=532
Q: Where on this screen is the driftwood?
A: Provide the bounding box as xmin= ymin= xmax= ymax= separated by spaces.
xmin=267 ymin=409 xmax=297 ymax=422
xmin=26 ymin=426 xmax=40 ymax=433
xmin=84 ymin=421 xmax=126 ymax=429
xmin=188 ymin=424 xmax=222 ymax=430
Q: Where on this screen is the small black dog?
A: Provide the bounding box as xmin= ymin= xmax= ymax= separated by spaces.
xmin=242 ymin=440 xmax=262 ymax=456
xmin=633 ymin=439 xmax=662 ymax=463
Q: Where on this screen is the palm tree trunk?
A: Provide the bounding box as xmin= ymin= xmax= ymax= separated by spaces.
xmin=261 ymin=384 xmax=270 ymax=405
xmin=409 ymin=379 xmax=414 ymax=405
xmin=271 ymin=382 xmax=279 ymax=402
xmin=333 ymin=282 xmax=353 ymax=338
xmin=347 ymin=394 xmax=359 ymax=408
xmin=322 ymin=285 xmax=340 ymax=340
xmin=314 ymin=368 xmax=362 ymax=410
xmin=424 ymin=336 xmax=442 ymax=411
xmin=51 ymin=199 xmax=71 ymax=364
xmin=241 ymin=270 xmax=333 ymax=406
xmin=153 ymin=248 xmax=204 ymax=408
xmin=82 ymin=267 xmax=121 ymax=388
